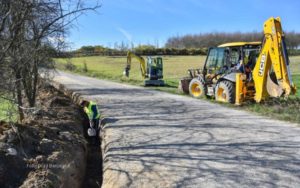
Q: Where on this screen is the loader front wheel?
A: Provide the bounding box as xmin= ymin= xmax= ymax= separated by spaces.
xmin=215 ymin=80 xmax=235 ymax=103
xmin=189 ymin=78 xmax=206 ymax=98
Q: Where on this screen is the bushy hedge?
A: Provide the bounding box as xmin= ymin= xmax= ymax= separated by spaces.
xmin=57 ymin=42 xmax=299 ymax=58
xmin=58 ymin=45 xmax=208 ymax=57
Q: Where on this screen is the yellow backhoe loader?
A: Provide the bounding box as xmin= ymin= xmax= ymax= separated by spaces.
xmin=180 ymin=17 xmax=296 ymax=104
xmin=124 ymin=51 xmax=164 ymax=86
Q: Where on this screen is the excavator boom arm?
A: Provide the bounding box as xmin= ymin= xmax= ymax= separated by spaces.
xmin=124 ymin=51 xmax=147 ymax=78
xmin=252 ymin=17 xmax=296 ymax=102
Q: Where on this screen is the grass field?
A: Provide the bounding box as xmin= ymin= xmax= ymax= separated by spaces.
xmin=56 ymin=56 xmax=204 ymax=90
xmin=55 ymin=56 xmax=206 ymax=90
xmin=55 ymin=55 xmax=300 ymax=123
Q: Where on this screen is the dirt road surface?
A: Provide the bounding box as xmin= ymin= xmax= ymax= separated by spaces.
xmin=53 ymin=71 xmax=300 ymax=188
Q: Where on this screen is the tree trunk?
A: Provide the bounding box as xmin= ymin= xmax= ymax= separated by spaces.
xmin=15 ymin=70 xmax=24 ymax=122
xmin=22 ymin=59 xmax=39 ymax=107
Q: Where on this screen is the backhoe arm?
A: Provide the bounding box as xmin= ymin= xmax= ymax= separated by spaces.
xmin=124 ymin=51 xmax=147 ymax=78
xmin=253 ymin=17 xmax=296 ymax=102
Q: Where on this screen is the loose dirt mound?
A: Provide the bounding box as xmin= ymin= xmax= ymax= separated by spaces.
xmin=0 ymin=84 xmax=88 ymax=188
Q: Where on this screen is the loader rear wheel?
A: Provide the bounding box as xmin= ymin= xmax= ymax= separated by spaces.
xmin=215 ymin=80 xmax=235 ymax=103
xmin=189 ymin=78 xmax=206 ymax=98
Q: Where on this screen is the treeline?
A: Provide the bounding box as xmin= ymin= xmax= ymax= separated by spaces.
xmin=61 ymin=31 xmax=300 ymax=57
xmin=166 ymin=31 xmax=300 ymax=50
xmin=61 ymin=45 xmax=207 ymax=57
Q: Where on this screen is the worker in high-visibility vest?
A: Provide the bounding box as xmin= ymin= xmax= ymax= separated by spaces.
xmin=80 ymin=100 xmax=100 ymax=137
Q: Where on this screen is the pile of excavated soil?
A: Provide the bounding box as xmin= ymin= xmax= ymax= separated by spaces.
xmin=0 ymin=84 xmax=89 ymax=188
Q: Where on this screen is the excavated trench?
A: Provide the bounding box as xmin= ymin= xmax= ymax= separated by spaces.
xmin=50 ymin=80 xmax=104 ymax=187
xmin=80 ymin=113 xmax=103 ymax=188
xmin=47 ymin=85 xmax=104 ymax=188
xmin=51 ymin=84 xmax=104 ymax=187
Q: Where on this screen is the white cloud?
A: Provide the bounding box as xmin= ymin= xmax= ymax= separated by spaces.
xmin=116 ymin=27 xmax=133 ymax=43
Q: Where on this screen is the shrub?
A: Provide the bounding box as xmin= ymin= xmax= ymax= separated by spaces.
xmin=82 ymin=61 xmax=88 ymax=72
xmin=65 ymin=59 xmax=76 ymax=71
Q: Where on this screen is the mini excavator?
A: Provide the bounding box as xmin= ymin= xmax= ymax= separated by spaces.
xmin=123 ymin=51 xmax=164 ymax=86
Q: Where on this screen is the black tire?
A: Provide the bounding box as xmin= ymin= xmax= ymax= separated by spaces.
xmin=188 ymin=78 xmax=206 ymax=98
xmin=215 ymin=80 xmax=235 ymax=103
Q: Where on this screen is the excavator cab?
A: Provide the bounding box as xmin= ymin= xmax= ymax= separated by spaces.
xmin=144 ymin=57 xmax=164 ymax=86
xmin=147 ymin=57 xmax=163 ymax=80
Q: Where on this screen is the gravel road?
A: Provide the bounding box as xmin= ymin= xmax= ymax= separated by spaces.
xmin=53 ymin=71 xmax=300 ymax=188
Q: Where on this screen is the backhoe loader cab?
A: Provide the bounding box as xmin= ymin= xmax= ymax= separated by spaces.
xmin=204 ymin=42 xmax=261 ymax=77
xmin=205 ymin=48 xmax=246 ymax=74
xmin=189 ymin=42 xmax=261 ymax=100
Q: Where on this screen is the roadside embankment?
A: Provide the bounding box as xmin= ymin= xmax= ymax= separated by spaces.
xmin=0 ymin=84 xmax=89 ymax=188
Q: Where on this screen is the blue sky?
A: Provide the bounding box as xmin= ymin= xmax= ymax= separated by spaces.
xmin=68 ymin=0 xmax=300 ymax=49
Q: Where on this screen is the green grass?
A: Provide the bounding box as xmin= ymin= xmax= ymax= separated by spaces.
xmin=292 ymin=74 xmax=300 ymax=98
xmin=290 ymin=56 xmax=300 ymax=75
xmin=245 ymin=97 xmax=300 ymax=123
xmin=0 ymin=97 xmax=17 ymax=122
xmin=55 ymin=55 xmax=300 ymax=123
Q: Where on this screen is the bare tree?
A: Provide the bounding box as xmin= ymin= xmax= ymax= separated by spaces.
xmin=0 ymin=0 xmax=101 ymax=122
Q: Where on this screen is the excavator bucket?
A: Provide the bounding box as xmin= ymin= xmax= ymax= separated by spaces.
xmin=266 ymin=71 xmax=284 ymax=98
xmin=123 ymin=66 xmax=130 ymax=77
